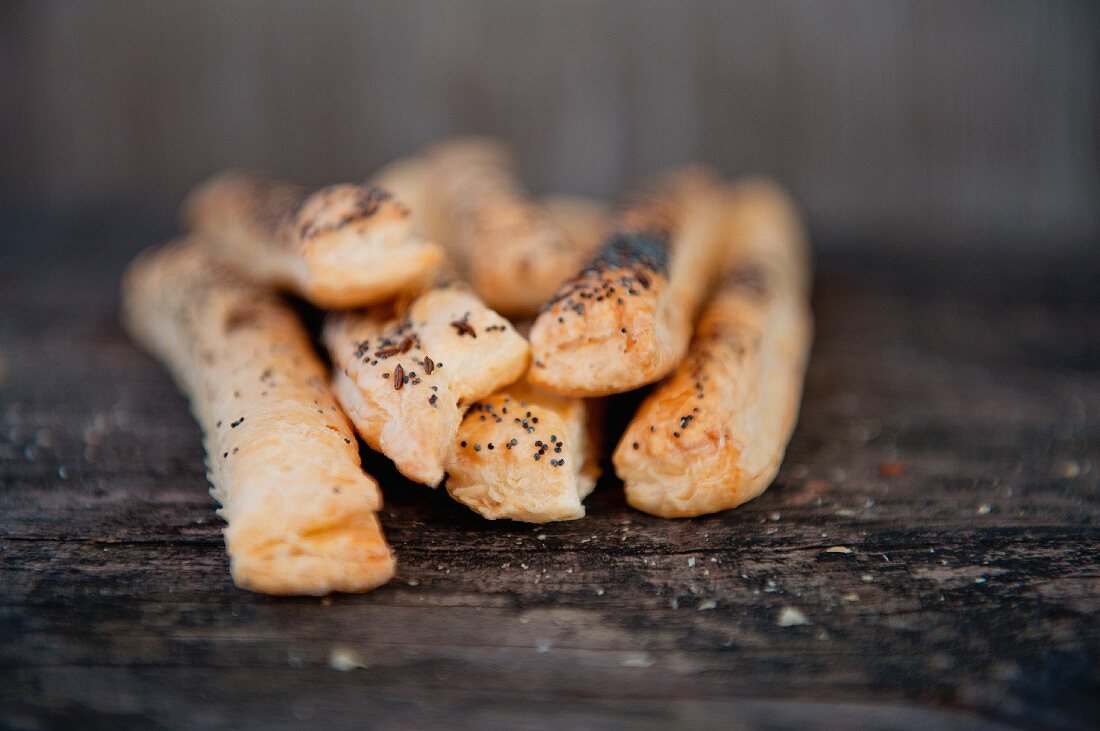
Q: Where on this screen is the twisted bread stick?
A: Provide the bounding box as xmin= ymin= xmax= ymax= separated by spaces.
xmin=528 ymin=167 xmax=727 ymax=396
xmin=183 ymin=171 xmax=443 ymax=308
xmin=122 ymin=240 xmax=394 ymax=594
xmin=323 ymin=282 xmax=529 ymax=487
xmin=612 ymin=181 xmax=812 ymax=517
xmin=446 ymin=379 xmax=601 ymax=522
xmin=374 ymin=138 xmax=602 ymax=317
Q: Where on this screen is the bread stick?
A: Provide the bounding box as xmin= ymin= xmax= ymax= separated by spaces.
xmin=527 ymin=167 xmax=727 ymax=396
xmin=373 ymin=138 xmax=599 ymax=317
xmin=612 ymin=181 xmax=813 ymax=518
xmin=373 ymin=154 xmax=607 ymax=520
xmin=368 ymin=155 xmax=433 ymax=236
xmin=122 ymin=240 xmax=394 ymax=594
xmin=540 ymin=194 xmax=609 ymax=260
xmin=183 ymin=171 xmax=443 ymax=308
xmin=446 ymin=379 xmax=601 ymax=522
xmin=323 ymin=281 xmax=529 ymax=487
xmin=432 ymin=190 xmax=606 ymax=521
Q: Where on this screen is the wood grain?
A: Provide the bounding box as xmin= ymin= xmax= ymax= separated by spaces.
xmin=0 ymin=211 xmax=1097 ymax=729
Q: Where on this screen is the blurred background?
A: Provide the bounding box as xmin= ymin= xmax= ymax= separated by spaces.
xmin=1 ymin=0 xmax=1097 ymax=252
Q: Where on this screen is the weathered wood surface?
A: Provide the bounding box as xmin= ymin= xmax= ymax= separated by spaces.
xmin=0 ymin=210 xmax=1097 ymax=729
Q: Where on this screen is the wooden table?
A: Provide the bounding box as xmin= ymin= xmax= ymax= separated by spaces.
xmin=1 ymin=209 xmax=1096 ymax=730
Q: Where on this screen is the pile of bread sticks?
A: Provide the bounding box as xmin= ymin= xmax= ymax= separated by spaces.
xmin=121 ymin=138 xmax=813 ymax=595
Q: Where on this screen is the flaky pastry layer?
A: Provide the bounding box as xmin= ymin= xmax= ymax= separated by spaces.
xmin=122 ymin=240 xmax=395 ymax=594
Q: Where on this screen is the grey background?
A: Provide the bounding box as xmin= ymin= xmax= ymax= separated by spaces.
xmin=1 ymin=0 xmax=1097 ymax=250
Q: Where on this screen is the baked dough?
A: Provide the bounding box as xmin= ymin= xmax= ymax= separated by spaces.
xmin=612 ymin=181 xmax=813 ymax=518
xmin=121 ymin=240 xmax=395 ymax=594
xmin=183 ymin=170 xmax=443 ymax=308
xmin=541 ymin=194 xmax=609 ymax=261
xmin=445 ymin=378 xmax=600 ymax=522
xmin=373 ymin=138 xmax=603 ymax=317
xmin=323 ymin=281 xmax=529 ymax=487
xmin=527 ymin=167 xmax=727 ymax=396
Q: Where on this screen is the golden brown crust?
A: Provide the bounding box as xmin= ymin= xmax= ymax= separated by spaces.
xmin=540 ymin=194 xmax=609 ymax=259
xmin=323 ymin=282 xmax=529 ymax=487
xmin=182 ymin=170 xmax=443 ymax=308
xmin=612 ymin=180 xmax=813 ymax=517
xmin=527 ymin=167 xmax=727 ymax=396
xmin=445 ymin=379 xmax=600 ymax=522
xmin=121 ymin=240 xmax=395 ymax=594
xmin=373 ymin=138 xmax=603 ymax=317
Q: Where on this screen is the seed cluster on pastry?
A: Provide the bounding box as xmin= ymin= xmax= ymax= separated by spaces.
xmin=122 ymin=136 xmax=812 ymax=595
